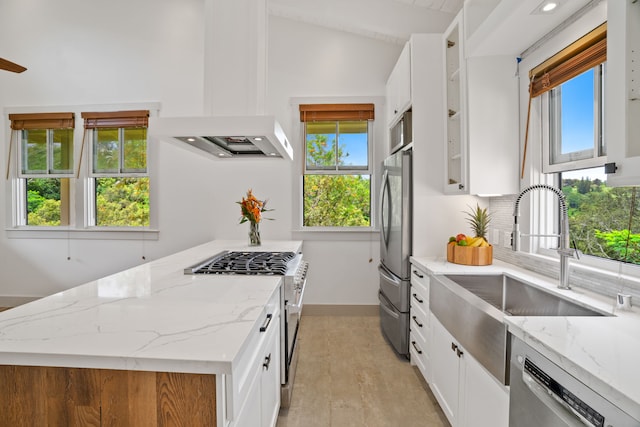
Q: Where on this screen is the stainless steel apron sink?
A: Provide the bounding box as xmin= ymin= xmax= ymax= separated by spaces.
xmin=430 ymin=273 xmax=609 ymax=386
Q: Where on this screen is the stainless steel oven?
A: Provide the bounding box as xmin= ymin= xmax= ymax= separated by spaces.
xmin=510 ymin=336 xmax=639 ymax=427
xmin=280 ymin=255 xmax=308 ymax=407
xmin=185 ymin=250 xmax=308 ymax=408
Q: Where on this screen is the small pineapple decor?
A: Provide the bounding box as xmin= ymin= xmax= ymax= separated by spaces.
xmin=446 ymin=204 xmax=493 ymax=266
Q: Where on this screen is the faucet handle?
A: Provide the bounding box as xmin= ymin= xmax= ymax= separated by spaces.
xmin=557 ymin=244 xmax=581 ymax=259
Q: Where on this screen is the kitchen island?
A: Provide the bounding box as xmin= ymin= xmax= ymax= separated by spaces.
xmin=0 ymin=240 xmax=302 ymax=427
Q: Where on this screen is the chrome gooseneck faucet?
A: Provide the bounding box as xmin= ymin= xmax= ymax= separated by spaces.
xmin=512 ymin=184 xmax=579 ymax=290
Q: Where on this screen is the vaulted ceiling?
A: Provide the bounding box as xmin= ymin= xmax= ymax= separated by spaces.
xmin=268 ymin=0 xmax=464 ymax=45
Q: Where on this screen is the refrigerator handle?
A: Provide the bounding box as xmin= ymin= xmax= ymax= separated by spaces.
xmin=380 ymin=169 xmax=391 ymax=247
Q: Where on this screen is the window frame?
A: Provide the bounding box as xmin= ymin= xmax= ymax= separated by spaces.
xmin=291 ymin=96 xmax=384 ymax=238
xmin=86 ymin=126 xmax=149 ymax=227
xmin=302 ymin=119 xmax=373 ymax=229
xmin=542 ymin=64 xmax=607 ymax=173
xmin=5 ymin=103 xmax=159 ymax=240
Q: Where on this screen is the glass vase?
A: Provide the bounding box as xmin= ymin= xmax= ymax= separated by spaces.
xmin=249 ymin=221 xmax=261 ymax=246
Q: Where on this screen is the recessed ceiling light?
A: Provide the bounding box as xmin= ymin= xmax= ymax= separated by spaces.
xmin=187 ymin=137 xmax=196 ymax=142
xmin=254 ymin=137 xmax=263 ymax=141
xmin=532 ymin=0 xmax=562 ymax=14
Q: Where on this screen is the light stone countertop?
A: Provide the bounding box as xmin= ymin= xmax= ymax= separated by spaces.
xmin=0 ymin=240 xmax=302 ymax=375
xmin=411 ymin=255 xmax=640 ymax=421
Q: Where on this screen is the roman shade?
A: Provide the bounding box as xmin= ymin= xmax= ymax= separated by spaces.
xmin=299 ymin=104 xmax=374 ymax=122
xmin=9 ymin=112 xmax=74 ymax=130
xmin=81 ymin=110 xmax=149 ymax=128
xmin=529 ymin=23 xmax=607 ymax=97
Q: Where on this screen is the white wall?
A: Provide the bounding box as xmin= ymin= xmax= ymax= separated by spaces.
xmin=0 ymin=0 xmax=408 ymax=305
xmin=269 ymin=16 xmax=401 ymax=305
xmin=0 ymin=0 xmax=208 ymax=298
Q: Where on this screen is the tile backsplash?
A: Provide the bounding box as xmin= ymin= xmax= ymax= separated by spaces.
xmin=489 ymin=196 xmax=640 ymax=303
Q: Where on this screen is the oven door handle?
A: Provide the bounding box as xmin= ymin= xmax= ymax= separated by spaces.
xmin=286 ymin=279 xmax=307 ymax=315
xmin=522 ymin=370 xmax=589 ymax=427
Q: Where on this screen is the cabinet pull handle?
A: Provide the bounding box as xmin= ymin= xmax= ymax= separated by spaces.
xmin=412 ymin=316 xmax=423 ymax=328
xmin=451 ymin=342 xmax=458 ymax=352
xmin=412 ymin=270 xmax=424 ymax=278
xmin=263 ymin=353 xmax=272 ymax=370
xmin=259 ymin=313 xmax=273 ymax=332
xmin=412 ymin=293 xmax=424 ymax=304
xmin=411 ymin=341 xmax=423 ymax=355
xmin=456 ymin=348 xmax=464 ymax=358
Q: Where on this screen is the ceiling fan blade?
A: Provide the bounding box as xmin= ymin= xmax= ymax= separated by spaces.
xmin=0 ymin=57 xmax=27 ymax=73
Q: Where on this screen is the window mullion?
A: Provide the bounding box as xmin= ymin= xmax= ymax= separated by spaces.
xmin=334 ymin=121 xmax=340 ymax=172
xmin=119 ymin=127 xmax=125 ymax=174
xmin=46 ymin=129 xmax=52 ymax=174
xmin=596 ymin=64 xmax=605 ymax=156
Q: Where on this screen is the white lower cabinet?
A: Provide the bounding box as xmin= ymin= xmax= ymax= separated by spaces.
xmin=230 ymin=289 xmax=281 ymax=427
xmin=233 ymin=314 xmax=281 ymax=427
xmin=429 ymin=313 xmax=508 ymax=427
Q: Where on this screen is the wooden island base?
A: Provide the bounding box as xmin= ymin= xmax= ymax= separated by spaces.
xmin=0 ymin=366 xmax=216 ymax=426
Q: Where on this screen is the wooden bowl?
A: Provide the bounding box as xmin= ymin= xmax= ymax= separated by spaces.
xmin=446 ymin=243 xmax=493 ymax=266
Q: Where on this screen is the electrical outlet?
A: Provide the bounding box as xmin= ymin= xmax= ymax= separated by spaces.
xmin=492 ymin=229 xmax=501 ymax=246
xmin=503 ymin=231 xmax=512 ymax=248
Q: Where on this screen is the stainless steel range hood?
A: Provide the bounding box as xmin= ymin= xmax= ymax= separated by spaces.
xmin=148 ymin=115 xmax=293 ymax=159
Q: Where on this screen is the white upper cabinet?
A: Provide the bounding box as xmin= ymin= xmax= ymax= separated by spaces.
xmin=386 ymin=42 xmax=412 ymax=126
xmin=606 ymin=0 xmax=640 ymax=187
xmin=443 ymin=10 xmax=519 ymax=195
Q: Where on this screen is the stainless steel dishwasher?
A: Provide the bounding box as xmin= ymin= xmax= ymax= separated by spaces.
xmin=510 ymin=336 xmax=639 ymax=426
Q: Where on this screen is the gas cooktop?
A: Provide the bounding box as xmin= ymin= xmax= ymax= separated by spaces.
xmin=184 ymin=251 xmax=296 ymax=275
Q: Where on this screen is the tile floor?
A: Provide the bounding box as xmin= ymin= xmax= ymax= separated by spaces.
xmin=277 ymin=315 xmax=449 ymax=427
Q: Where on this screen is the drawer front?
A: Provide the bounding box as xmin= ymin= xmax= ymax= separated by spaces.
xmin=410 ymin=265 xmax=430 ymax=297
xmin=409 ymin=331 xmax=430 ymax=382
xmin=409 ymin=300 xmax=429 ymax=343
xmin=410 ymin=283 xmax=428 ymax=314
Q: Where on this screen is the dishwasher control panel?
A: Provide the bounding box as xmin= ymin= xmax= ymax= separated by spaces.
xmin=525 ymin=358 xmax=604 ymax=427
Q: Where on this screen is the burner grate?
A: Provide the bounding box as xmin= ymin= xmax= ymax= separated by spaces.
xmin=189 ymin=251 xmax=296 ymax=275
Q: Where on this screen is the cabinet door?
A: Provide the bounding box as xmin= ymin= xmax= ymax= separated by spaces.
xmin=459 ymin=350 xmax=509 ymax=427
xmin=260 ymin=317 xmax=281 ymax=427
xmin=234 ymin=370 xmax=262 ymax=427
xmin=387 ymin=42 xmax=412 ymax=126
xmin=606 ymin=0 xmax=640 ymax=186
xmin=443 ymin=14 xmax=466 ymax=194
xmin=429 ymin=313 xmax=460 ymax=426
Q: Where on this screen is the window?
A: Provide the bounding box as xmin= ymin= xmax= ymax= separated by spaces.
xmin=547 ymin=64 xmax=605 ymax=168
xmin=532 ymin=23 xmax=640 ymax=266
xmin=9 ymin=112 xmax=75 ymax=226
xmin=561 ymin=167 xmax=640 ymax=265
xmin=300 ymin=104 xmax=373 ymax=227
xmin=82 ymin=111 xmax=150 ymax=227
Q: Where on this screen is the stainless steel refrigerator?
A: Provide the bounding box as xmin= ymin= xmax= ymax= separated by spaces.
xmin=378 ymin=148 xmax=412 ymax=357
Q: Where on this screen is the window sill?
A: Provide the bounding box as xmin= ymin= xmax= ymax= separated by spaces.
xmin=292 ymin=228 xmax=379 ymax=241
xmin=516 ymin=250 xmax=640 ymax=287
xmin=6 ymin=227 xmax=159 ymax=241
